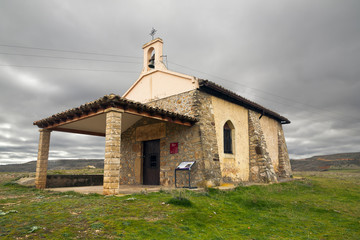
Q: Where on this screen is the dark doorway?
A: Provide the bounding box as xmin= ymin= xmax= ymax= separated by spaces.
xmin=143 ymin=139 xmax=160 ymax=185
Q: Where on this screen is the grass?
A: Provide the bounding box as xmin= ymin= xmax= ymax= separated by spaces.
xmin=0 ymin=169 xmax=359 ymax=239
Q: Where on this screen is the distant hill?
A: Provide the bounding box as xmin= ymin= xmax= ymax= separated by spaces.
xmin=0 ymin=159 xmax=104 ymax=172
xmin=291 ymin=152 xmax=360 ymax=171
xmin=2 ymin=152 xmax=360 ymax=173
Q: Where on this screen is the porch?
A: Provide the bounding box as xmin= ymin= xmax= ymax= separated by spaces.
xmin=33 ymin=94 xmax=197 ymax=195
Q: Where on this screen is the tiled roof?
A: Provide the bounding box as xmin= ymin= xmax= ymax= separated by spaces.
xmin=33 ymin=94 xmax=198 ymax=128
xmin=198 ymin=79 xmax=290 ymax=124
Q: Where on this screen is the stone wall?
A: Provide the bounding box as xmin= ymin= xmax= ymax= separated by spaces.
xmin=248 ymin=110 xmax=278 ymax=183
xmin=146 ymin=90 xmax=197 ymax=117
xmin=120 ymin=117 xmax=203 ymax=187
xmin=277 ymin=127 xmax=293 ymax=178
xmin=119 ymin=90 xmax=222 ymax=187
xmin=147 ymin=90 xmax=222 ymax=186
xmin=193 ymin=91 xmax=222 ymax=187
xmin=119 ymin=90 xmax=291 ymax=187
xmin=46 ymin=175 xmax=103 ymax=188
xmin=120 ymin=118 xmax=141 ymax=185
xmin=259 ymin=115 xmax=280 ymax=171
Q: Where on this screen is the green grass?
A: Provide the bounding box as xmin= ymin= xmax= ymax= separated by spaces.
xmin=0 ymin=170 xmax=359 ymax=239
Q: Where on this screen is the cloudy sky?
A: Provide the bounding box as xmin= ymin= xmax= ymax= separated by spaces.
xmin=0 ymin=0 xmax=359 ymax=165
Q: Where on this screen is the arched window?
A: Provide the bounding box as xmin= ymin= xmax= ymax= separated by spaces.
xmin=223 ymin=121 xmax=234 ymax=154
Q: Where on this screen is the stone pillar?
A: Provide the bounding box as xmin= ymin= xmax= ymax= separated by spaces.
xmin=103 ymin=109 xmax=123 ymax=195
xmin=35 ymin=129 xmax=51 ymax=189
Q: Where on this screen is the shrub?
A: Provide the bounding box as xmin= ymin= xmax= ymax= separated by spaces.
xmin=167 ymin=189 xmax=193 ymax=207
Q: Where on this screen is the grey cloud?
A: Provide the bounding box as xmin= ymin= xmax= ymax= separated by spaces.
xmin=0 ymin=0 xmax=359 ymax=164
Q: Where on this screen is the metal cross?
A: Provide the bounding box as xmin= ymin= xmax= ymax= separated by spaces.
xmin=149 ymin=28 xmax=157 ymax=40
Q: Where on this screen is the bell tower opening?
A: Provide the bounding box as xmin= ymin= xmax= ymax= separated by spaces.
xmin=122 ymin=37 xmax=198 ymax=102
xmin=147 ymin=48 xmax=155 ymax=69
xmin=142 ymin=38 xmax=167 ymax=73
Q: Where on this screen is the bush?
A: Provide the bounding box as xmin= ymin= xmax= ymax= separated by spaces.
xmin=167 ymin=197 xmax=192 ymax=207
xmin=167 ymin=189 xmax=193 ymax=207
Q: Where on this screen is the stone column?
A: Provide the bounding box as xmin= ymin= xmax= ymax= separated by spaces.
xmin=103 ymin=109 xmax=123 ymax=195
xmin=35 ymin=129 xmax=51 ymax=189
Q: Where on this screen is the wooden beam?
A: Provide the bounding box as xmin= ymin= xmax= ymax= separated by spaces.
xmin=44 ymin=111 xmax=106 ymax=130
xmin=125 ymin=108 xmax=194 ymax=126
xmin=52 ymin=127 xmax=105 ymax=137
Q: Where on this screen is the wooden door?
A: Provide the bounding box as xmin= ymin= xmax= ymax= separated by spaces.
xmin=143 ymin=139 xmax=160 ymax=185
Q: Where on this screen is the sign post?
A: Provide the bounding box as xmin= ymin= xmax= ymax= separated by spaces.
xmin=175 ymin=161 xmax=196 ymax=189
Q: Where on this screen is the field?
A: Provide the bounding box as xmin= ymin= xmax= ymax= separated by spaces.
xmin=0 ymin=170 xmax=359 ymax=239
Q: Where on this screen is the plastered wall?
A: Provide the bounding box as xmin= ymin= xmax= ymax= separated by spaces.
xmin=124 ymin=70 xmax=197 ymax=103
xmin=211 ymin=96 xmax=250 ymax=182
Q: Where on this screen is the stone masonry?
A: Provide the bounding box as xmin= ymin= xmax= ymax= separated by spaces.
xmin=150 ymin=89 xmax=222 ymax=186
xmin=102 ymin=89 xmax=289 ymax=189
xmin=35 ymin=129 xmax=51 ymax=189
xmin=248 ymin=110 xmax=278 ymax=183
xmin=103 ymin=109 xmax=123 ymax=195
xmin=277 ymin=127 xmax=292 ymax=178
xmin=118 ymin=90 xmax=222 ymax=188
xmin=120 ymin=117 xmax=203 ymax=187
xmin=193 ymin=90 xmax=222 ymax=186
xmin=146 ymin=90 xmax=197 ymax=116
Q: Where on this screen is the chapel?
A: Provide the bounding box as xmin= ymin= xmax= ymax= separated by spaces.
xmin=33 ymin=38 xmax=292 ymax=195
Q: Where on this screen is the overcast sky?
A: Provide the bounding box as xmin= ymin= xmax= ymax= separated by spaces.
xmin=0 ymin=0 xmax=359 ymax=165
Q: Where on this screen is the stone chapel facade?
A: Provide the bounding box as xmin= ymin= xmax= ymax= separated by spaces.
xmin=34 ymin=38 xmax=292 ymax=195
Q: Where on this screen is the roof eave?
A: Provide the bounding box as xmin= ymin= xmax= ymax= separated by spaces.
xmin=198 ymin=79 xmax=290 ymax=124
xmin=33 ymin=94 xmax=198 ymax=129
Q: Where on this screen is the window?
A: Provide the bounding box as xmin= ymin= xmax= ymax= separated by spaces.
xmin=224 ymin=121 xmax=233 ymax=154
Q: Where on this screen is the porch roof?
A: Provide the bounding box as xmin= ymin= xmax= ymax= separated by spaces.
xmin=33 ymin=94 xmax=198 ymax=136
